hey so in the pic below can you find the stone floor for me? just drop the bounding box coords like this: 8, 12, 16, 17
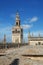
0, 45, 43, 65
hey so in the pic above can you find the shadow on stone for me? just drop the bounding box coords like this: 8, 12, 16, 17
9, 58, 19, 65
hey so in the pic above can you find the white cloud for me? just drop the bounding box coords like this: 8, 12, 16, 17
29, 17, 38, 23
0, 26, 12, 42
21, 24, 33, 29
0, 26, 12, 32
0, 26, 12, 39
23, 16, 38, 24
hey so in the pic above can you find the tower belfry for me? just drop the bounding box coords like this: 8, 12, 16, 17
12, 12, 23, 43
16, 12, 20, 26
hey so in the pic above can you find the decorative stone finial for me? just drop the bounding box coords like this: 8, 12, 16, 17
28, 31, 31, 37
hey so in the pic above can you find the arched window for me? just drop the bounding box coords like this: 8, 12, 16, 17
16, 22, 18, 25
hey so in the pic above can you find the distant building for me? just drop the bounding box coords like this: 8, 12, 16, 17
28, 32, 43, 45
12, 12, 23, 43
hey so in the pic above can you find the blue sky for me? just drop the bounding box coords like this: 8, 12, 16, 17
0, 0, 43, 42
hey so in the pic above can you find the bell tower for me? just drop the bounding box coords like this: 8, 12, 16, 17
12, 12, 23, 43
16, 12, 20, 26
